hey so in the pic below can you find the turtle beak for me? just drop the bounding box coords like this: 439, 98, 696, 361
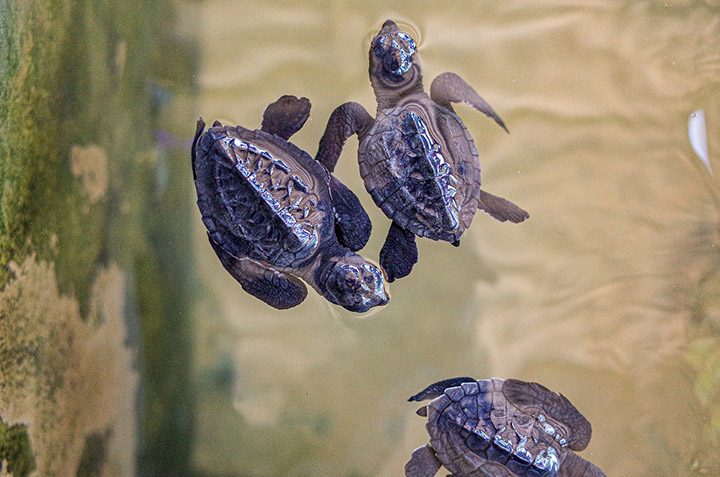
381, 19, 399, 32
359, 266, 389, 307
374, 286, 389, 307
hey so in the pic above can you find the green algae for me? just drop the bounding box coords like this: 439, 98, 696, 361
0, 0, 72, 287
0, 416, 36, 477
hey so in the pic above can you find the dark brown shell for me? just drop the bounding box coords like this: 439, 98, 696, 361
419, 378, 604, 477
358, 95, 481, 243
194, 124, 333, 268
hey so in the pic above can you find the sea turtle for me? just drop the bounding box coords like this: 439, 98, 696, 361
406, 377, 606, 477
191, 95, 389, 312
316, 20, 529, 281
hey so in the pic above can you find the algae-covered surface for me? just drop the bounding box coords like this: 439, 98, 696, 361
0, 416, 35, 477
0, 0, 198, 474
1, 258, 137, 475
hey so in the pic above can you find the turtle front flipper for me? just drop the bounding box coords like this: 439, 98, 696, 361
260, 95, 311, 141
408, 377, 476, 401
379, 221, 418, 282
208, 234, 308, 309
502, 379, 593, 451
405, 444, 443, 477
478, 190, 529, 223
328, 175, 372, 251
316, 102, 373, 173
430, 72, 508, 133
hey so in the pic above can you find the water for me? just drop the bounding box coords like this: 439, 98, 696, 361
191, 1, 720, 475
2, 0, 719, 476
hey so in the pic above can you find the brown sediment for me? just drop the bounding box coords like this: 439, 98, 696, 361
70, 145, 110, 203
0, 256, 138, 476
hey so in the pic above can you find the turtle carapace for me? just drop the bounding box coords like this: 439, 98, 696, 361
406, 377, 606, 477
192, 95, 389, 312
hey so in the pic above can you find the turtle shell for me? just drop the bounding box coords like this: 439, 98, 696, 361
422, 378, 575, 477
194, 124, 332, 268
359, 95, 481, 243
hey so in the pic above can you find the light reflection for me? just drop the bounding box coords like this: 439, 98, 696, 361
689, 109, 711, 175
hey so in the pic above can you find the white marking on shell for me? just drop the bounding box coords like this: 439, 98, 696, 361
513, 436, 534, 464
407, 111, 460, 230
219, 136, 320, 257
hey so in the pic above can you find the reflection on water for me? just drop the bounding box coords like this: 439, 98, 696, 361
689, 109, 711, 174
191, 1, 720, 476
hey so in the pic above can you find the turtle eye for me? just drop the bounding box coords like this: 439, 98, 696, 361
396, 32, 416, 55
373, 35, 391, 56
364, 274, 374, 284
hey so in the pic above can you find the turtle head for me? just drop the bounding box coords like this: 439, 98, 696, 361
369, 20, 423, 103
324, 254, 389, 312
372, 20, 417, 78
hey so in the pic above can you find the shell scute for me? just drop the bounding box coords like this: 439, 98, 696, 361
465, 428, 491, 453
477, 379, 492, 392
460, 381, 480, 395
428, 394, 452, 414
476, 393, 494, 417
445, 385, 465, 402
461, 396, 478, 418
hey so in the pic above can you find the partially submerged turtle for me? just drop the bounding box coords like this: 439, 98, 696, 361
192, 95, 389, 312
406, 377, 606, 477
316, 20, 529, 281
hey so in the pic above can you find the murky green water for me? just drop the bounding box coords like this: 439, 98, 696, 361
2, 0, 719, 476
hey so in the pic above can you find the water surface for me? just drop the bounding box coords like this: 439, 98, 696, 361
190, 1, 720, 476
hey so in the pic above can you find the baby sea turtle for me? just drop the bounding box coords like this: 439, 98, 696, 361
406, 377, 606, 477
316, 20, 529, 281
192, 95, 389, 312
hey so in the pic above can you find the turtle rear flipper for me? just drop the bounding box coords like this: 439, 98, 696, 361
191, 118, 206, 180
405, 444, 442, 477
408, 377, 476, 402
328, 175, 372, 251
503, 379, 593, 451
379, 221, 418, 282
316, 102, 373, 172
430, 72, 508, 133
208, 234, 308, 309
478, 190, 529, 224
261, 95, 311, 141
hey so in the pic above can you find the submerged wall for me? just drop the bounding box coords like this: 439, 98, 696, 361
0, 0, 199, 474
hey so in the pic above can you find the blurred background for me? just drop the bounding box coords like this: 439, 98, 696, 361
1, 0, 719, 475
